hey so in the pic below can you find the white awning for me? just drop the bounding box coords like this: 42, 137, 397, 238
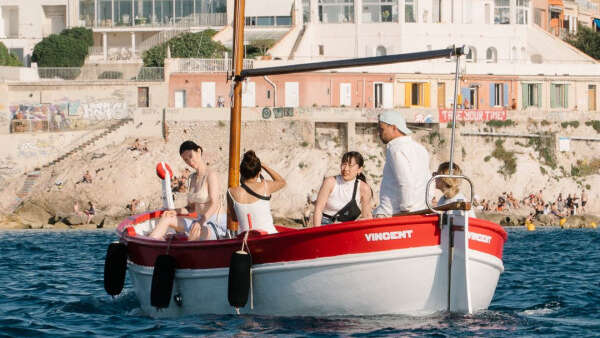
245, 0, 294, 17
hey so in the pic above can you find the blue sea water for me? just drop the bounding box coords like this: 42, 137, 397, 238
0, 228, 598, 337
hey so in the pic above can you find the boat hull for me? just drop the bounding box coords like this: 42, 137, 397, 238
118, 213, 506, 317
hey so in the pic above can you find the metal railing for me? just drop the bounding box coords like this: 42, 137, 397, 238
92, 12, 227, 29
175, 58, 255, 73
36, 67, 164, 81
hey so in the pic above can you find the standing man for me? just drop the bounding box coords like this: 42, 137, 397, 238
581, 188, 588, 213
373, 110, 431, 217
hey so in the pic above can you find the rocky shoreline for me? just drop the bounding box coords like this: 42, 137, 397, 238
1, 200, 598, 231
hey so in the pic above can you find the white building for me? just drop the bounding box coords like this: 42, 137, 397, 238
0, 0, 597, 69
0, 0, 73, 65
266, 0, 596, 67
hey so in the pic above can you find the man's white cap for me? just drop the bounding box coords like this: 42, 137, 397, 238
379, 110, 413, 135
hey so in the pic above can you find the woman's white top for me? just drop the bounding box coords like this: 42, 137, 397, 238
228, 183, 277, 234
438, 192, 476, 218
322, 175, 362, 216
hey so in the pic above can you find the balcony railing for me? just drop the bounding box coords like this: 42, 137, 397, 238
175, 58, 255, 73
37, 67, 164, 81
85, 12, 227, 29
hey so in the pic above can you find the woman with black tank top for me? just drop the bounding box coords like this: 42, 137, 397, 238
313, 151, 373, 226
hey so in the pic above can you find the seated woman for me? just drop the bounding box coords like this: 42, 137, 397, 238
313, 151, 373, 226
227, 151, 286, 234
149, 140, 226, 241
434, 162, 475, 218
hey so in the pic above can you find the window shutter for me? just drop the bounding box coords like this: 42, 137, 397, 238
550, 84, 557, 108
536, 84, 542, 107
461, 88, 469, 107
405, 83, 412, 107
522, 84, 528, 109
564, 84, 569, 108
424, 82, 431, 107
503, 83, 509, 107
489, 84, 495, 107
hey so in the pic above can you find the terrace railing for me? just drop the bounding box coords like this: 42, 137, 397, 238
36, 67, 164, 81
175, 58, 255, 73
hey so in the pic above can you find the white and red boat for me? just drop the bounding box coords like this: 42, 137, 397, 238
103, 0, 506, 317
109, 207, 506, 317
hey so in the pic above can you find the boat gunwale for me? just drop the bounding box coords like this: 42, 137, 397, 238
117, 210, 507, 249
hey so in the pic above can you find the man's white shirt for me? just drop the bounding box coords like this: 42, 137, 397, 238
374, 136, 431, 216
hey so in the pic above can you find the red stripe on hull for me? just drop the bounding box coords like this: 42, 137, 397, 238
118, 213, 507, 269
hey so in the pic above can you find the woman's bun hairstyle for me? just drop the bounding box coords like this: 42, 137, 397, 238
240, 150, 261, 181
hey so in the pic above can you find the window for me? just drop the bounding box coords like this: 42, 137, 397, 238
363, 0, 397, 23
516, 0, 529, 25
551, 84, 568, 108
319, 0, 354, 23
404, 82, 431, 107
8, 48, 24, 65
319, 45, 325, 55
469, 86, 479, 109
494, 0, 510, 24
490, 83, 508, 107
2, 6, 18, 37
155, 0, 174, 25
79, 0, 95, 27
405, 0, 416, 22
175, 90, 186, 108
466, 46, 476, 62
486, 47, 497, 63
115, 0, 133, 25
376, 45, 387, 56
276, 16, 292, 26
175, 0, 194, 20
589, 85, 596, 111
134, 0, 154, 25
138, 87, 149, 108
432, 0, 442, 23
257, 16, 275, 26
303, 0, 311, 23
522, 83, 541, 108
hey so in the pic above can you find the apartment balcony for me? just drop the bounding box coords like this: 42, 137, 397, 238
79, 13, 227, 32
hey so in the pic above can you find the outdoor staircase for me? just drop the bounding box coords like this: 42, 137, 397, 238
42, 118, 133, 169
288, 25, 307, 60
16, 170, 41, 199
138, 28, 191, 55
5, 118, 133, 213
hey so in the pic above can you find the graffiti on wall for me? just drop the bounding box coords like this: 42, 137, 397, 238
81, 102, 129, 120
17, 140, 58, 158
6, 100, 130, 133
261, 107, 294, 119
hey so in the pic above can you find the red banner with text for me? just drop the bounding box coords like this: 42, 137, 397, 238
438, 109, 507, 123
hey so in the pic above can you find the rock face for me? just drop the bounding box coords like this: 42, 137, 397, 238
2, 118, 600, 229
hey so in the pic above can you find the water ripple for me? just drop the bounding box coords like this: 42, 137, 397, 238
0, 228, 597, 336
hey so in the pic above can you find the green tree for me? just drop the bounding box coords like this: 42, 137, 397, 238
565, 24, 600, 60
143, 30, 228, 67
0, 42, 22, 66
31, 27, 93, 68
245, 39, 276, 59
60, 27, 94, 47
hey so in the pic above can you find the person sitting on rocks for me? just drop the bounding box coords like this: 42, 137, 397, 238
550, 202, 561, 218
126, 198, 139, 215
434, 162, 475, 217
82, 170, 93, 184
84, 201, 95, 224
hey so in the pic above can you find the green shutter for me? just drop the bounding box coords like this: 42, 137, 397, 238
550, 84, 557, 108
536, 83, 542, 108
522, 84, 529, 109
564, 84, 569, 108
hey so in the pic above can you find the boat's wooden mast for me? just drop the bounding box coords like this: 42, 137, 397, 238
227, 0, 246, 232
